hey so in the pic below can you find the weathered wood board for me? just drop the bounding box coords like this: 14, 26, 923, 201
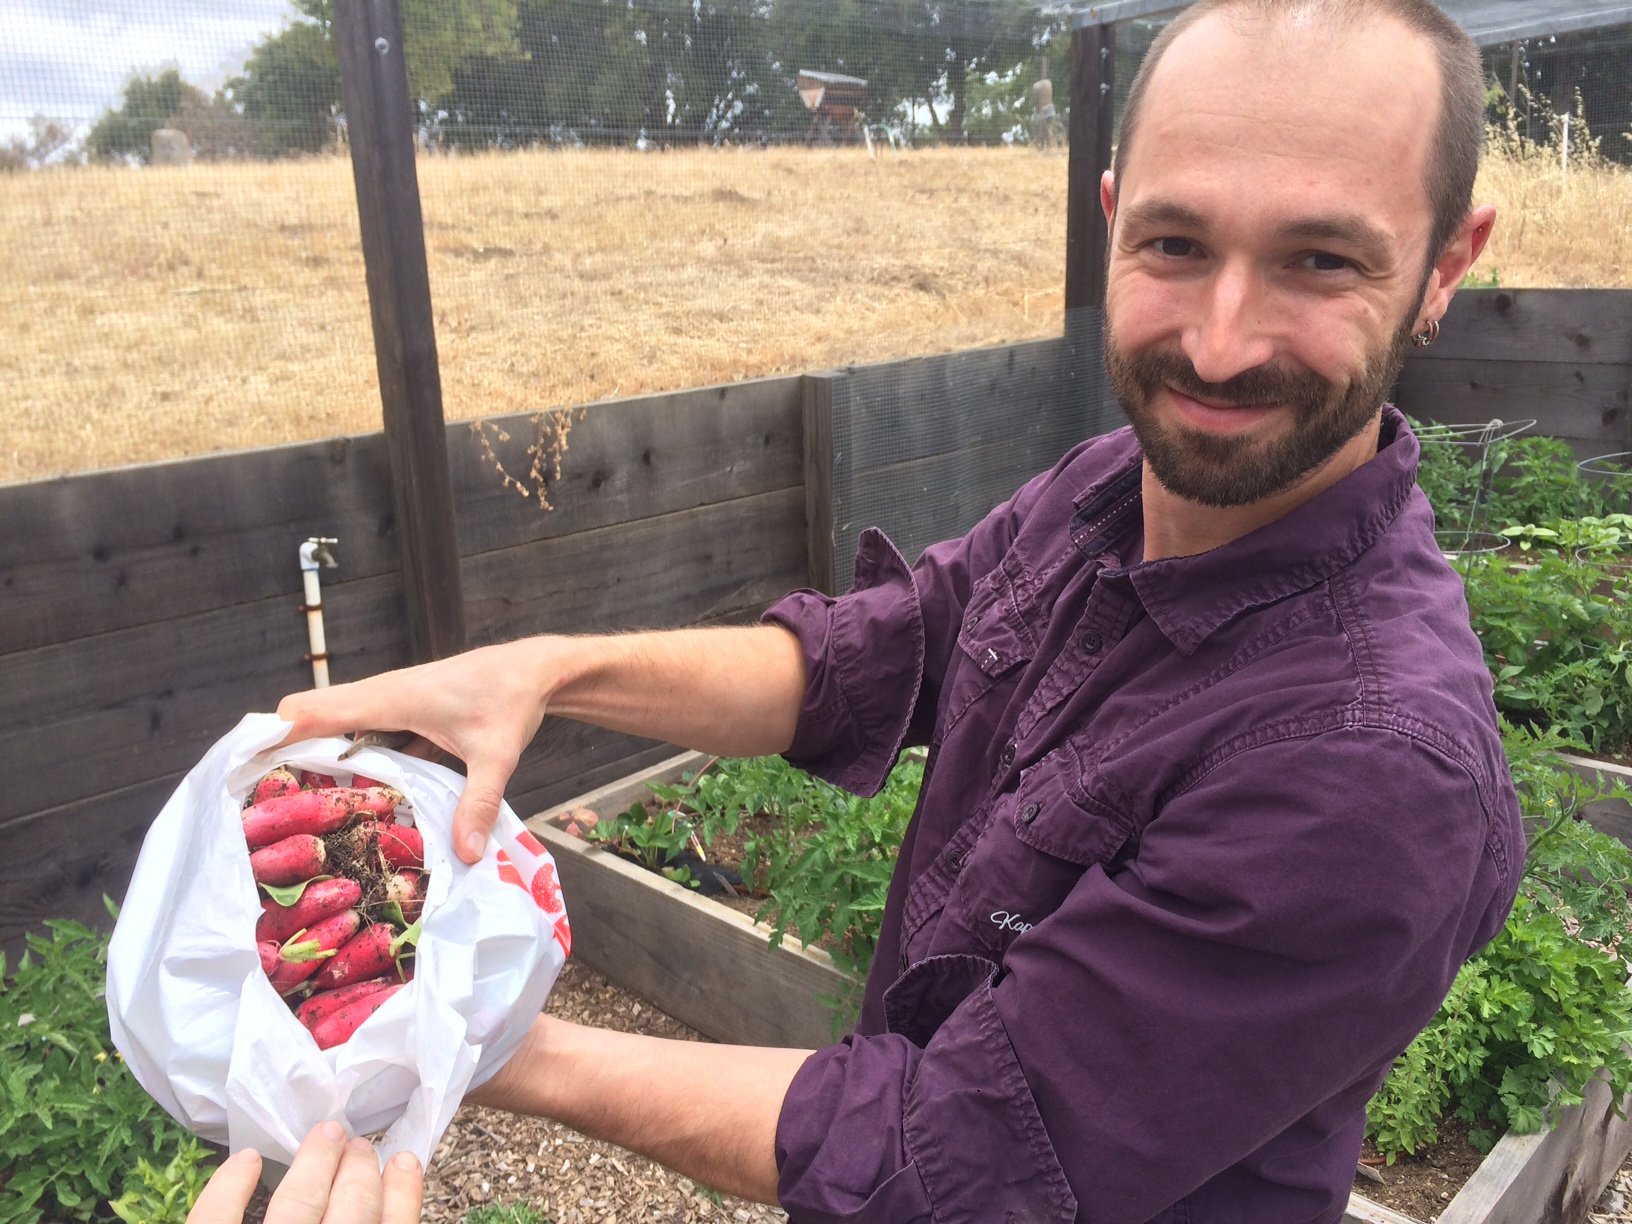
0, 375, 805, 658
1563, 753, 1632, 846
1346, 1071, 1632, 1224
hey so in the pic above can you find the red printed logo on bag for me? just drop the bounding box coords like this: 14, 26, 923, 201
553, 915, 572, 958
496, 849, 524, 888
530, 862, 561, 913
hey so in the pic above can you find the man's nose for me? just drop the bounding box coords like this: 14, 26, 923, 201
1183, 265, 1276, 386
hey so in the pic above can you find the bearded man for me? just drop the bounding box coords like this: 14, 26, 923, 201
280, 2, 1523, 1219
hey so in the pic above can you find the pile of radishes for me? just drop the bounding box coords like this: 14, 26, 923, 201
243, 765, 428, 1051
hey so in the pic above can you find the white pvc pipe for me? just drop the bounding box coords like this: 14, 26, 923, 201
299, 538, 338, 689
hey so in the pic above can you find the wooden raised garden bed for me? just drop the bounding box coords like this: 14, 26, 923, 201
527, 752, 852, 1051
528, 753, 1632, 1223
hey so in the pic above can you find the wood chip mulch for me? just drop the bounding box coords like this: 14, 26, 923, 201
421, 959, 789, 1224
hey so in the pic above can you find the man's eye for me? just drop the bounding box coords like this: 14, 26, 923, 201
1154, 237, 1197, 258
1303, 251, 1353, 272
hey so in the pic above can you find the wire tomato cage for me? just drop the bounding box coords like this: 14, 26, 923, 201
1571, 451, 1632, 582
1414, 417, 1537, 568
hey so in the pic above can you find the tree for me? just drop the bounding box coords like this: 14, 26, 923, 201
292, 0, 522, 103
226, 19, 343, 156
0, 116, 78, 171
87, 68, 207, 162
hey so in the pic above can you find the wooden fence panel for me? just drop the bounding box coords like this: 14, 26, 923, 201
1422, 289, 1632, 366
1393, 357, 1628, 454
0, 377, 805, 951
0, 575, 409, 826
1, 437, 399, 658
0, 772, 183, 951
451, 376, 804, 556
462, 487, 808, 646
814, 337, 1116, 593
0, 376, 805, 659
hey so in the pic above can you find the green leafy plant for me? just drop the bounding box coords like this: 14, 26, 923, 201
591, 796, 713, 888
462, 1204, 547, 1224
1500, 514, 1632, 555
614, 752, 923, 984
108, 1138, 213, 1224
1367, 724, 1632, 1161
1412, 422, 1611, 533
0, 902, 211, 1223
1460, 551, 1632, 752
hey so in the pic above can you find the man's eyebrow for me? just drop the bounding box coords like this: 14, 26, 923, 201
1117, 198, 1209, 235
1116, 199, 1397, 260
1273, 214, 1395, 258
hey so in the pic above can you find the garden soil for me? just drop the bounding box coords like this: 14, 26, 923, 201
231, 952, 1632, 1221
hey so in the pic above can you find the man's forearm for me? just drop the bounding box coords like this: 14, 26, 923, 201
544, 624, 808, 759
475, 1016, 812, 1203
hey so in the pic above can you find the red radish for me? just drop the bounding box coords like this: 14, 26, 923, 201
267, 910, 362, 995
249, 767, 301, 808
384, 870, 426, 924
257, 877, 363, 944
242, 786, 403, 848
377, 825, 424, 870
242, 790, 356, 850
250, 834, 327, 887
310, 983, 405, 1050
258, 940, 282, 975
300, 770, 338, 790
295, 979, 399, 1032
350, 774, 384, 790
312, 922, 409, 991
351, 786, 404, 821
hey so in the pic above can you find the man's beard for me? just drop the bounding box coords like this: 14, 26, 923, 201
1104, 307, 1419, 508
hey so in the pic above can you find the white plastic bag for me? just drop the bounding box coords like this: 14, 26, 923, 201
106, 712, 569, 1168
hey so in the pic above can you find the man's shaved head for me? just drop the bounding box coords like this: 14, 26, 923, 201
1112, 0, 1485, 269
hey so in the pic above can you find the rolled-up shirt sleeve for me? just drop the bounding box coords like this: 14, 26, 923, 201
773, 729, 1512, 1223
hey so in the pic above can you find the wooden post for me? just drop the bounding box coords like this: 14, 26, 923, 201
1065, 19, 1116, 313
802, 373, 839, 596
334, 0, 466, 663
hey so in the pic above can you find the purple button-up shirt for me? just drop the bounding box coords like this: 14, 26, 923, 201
762, 410, 1522, 1224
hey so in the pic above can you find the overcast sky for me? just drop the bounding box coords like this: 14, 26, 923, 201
0, 0, 298, 139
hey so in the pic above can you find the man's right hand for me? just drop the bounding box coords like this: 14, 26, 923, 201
277, 627, 807, 866
278, 640, 555, 864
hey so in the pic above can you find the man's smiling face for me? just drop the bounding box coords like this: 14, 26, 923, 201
1102, 9, 1443, 508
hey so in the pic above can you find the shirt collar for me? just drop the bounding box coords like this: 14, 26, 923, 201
1072, 408, 1421, 656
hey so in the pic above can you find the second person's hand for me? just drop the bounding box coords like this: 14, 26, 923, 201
186, 1121, 423, 1224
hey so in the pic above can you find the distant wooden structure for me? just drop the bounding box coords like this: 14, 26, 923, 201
797, 70, 868, 145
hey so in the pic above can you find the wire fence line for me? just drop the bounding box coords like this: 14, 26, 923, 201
2, 2, 1629, 484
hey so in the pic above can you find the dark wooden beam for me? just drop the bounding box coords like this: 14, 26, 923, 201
334, 0, 466, 663
1065, 20, 1116, 313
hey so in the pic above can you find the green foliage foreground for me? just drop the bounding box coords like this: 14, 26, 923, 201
0, 901, 209, 1224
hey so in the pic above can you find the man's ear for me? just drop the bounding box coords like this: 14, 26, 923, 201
1419, 204, 1497, 327
1100, 169, 1116, 230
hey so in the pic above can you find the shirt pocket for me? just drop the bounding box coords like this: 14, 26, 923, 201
939, 568, 1035, 739
954, 750, 1133, 956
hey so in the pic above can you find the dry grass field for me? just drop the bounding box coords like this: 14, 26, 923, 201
2, 143, 1627, 484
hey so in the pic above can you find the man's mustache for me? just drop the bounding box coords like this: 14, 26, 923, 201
1122, 349, 1332, 409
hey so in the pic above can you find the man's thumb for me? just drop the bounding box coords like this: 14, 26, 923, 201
454, 764, 510, 865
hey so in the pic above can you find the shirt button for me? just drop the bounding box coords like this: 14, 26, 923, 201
951, 851, 969, 873
1079, 629, 1104, 653
1020, 803, 1040, 824
963, 615, 979, 633
1000, 741, 1016, 768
